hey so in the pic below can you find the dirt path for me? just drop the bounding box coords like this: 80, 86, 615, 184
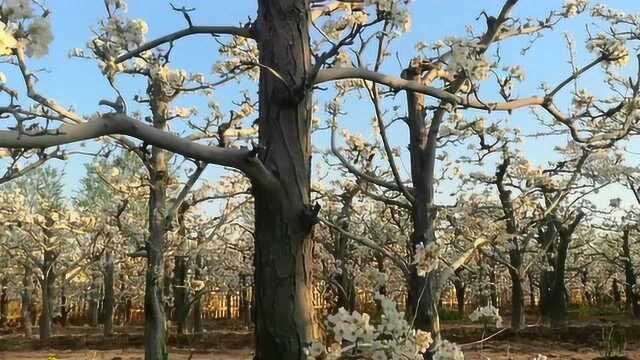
0, 349, 253, 360
2, 344, 639, 360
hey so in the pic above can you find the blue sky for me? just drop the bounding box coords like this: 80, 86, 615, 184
3, 0, 640, 206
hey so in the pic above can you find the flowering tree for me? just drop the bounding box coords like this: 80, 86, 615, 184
0, 167, 105, 339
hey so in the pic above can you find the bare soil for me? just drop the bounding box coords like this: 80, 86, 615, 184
0, 349, 253, 359
1, 321, 638, 359
1, 344, 639, 360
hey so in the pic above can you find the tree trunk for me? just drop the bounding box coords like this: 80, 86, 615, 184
452, 274, 466, 318
539, 270, 551, 318
548, 223, 574, 327
508, 267, 526, 331
403, 65, 443, 347
527, 272, 536, 307
192, 243, 203, 336
622, 229, 640, 317
253, 1, 316, 358
173, 255, 188, 335
489, 263, 498, 307
507, 248, 526, 331
39, 250, 56, 340
580, 269, 592, 306
333, 188, 358, 313
88, 274, 99, 327
239, 274, 251, 328
103, 251, 115, 336
21, 265, 33, 338
60, 286, 68, 327
144, 77, 171, 360
0, 279, 7, 328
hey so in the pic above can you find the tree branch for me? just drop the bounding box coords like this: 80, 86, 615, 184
116, 25, 253, 63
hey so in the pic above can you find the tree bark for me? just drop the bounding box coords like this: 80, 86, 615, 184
39, 250, 56, 340
253, 1, 316, 358
173, 255, 188, 335
103, 250, 115, 336
489, 263, 498, 307
60, 286, 68, 327
528, 273, 536, 307
622, 229, 640, 317
333, 188, 358, 313
452, 272, 466, 318
192, 240, 203, 336
508, 266, 526, 331
239, 274, 252, 327
88, 274, 100, 327
143, 77, 171, 360
21, 265, 33, 338
548, 217, 580, 327
403, 65, 443, 347
0, 279, 7, 328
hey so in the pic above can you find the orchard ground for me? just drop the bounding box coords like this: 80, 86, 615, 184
1, 310, 639, 360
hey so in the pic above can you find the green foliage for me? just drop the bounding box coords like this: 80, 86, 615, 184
439, 309, 465, 322
599, 325, 626, 359
47, 356, 58, 360
576, 304, 620, 318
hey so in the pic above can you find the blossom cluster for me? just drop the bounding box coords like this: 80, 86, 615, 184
468, 304, 503, 328
414, 242, 441, 277
0, 0, 53, 59
213, 35, 259, 80
305, 292, 434, 360
446, 38, 491, 81
586, 34, 630, 67
562, 0, 588, 18
433, 340, 464, 360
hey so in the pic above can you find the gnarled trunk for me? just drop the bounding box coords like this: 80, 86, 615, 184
253, 1, 316, 358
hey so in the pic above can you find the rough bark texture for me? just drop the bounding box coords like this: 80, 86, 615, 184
103, 251, 115, 336
452, 271, 466, 317
88, 275, 100, 327
549, 216, 581, 327
173, 255, 188, 335
144, 79, 171, 360
403, 66, 443, 351
21, 265, 33, 338
495, 156, 526, 330
508, 265, 526, 331
192, 240, 203, 336
622, 229, 640, 317
239, 274, 252, 328
528, 273, 536, 307
0, 280, 7, 327
39, 249, 56, 340
538, 221, 557, 319
539, 214, 582, 327
332, 188, 358, 313
253, 1, 316, 358
60, 287, 68, 327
